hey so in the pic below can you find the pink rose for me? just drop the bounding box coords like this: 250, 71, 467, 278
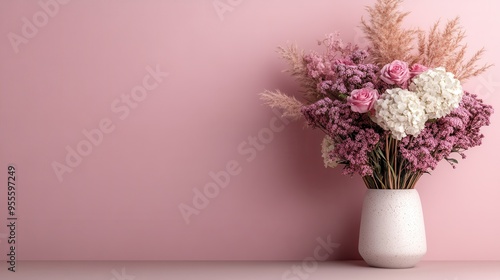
409, 64, 429, 78
380, 60, 410, 86
347, 88, 379, 113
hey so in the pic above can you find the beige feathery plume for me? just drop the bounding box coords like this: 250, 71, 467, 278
361, 0, 491, 81
277, 45, 322, 102
361, 0, 418, 66
415, 17, 492, 81
259, 90, 304, 120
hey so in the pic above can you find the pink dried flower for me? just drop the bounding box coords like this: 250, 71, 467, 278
409, 64, 429, 78
347, 88, 379, 113
380, 60, 410, 87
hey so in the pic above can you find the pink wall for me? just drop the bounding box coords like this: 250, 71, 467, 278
0, 0, 499, 261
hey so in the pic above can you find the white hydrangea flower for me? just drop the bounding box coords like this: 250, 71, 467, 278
374, 88, 428, 140
321, 136, 338, 168
409, 67, 463, 119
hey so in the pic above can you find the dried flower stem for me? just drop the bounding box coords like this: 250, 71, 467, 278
364, 134, 422, 189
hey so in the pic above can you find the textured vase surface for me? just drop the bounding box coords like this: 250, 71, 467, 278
358, 189, 427, 268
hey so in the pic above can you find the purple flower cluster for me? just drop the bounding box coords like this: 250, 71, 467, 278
303, 34, 380, 97
302, 98, 381, 176
305, 52, 335, 84
329, 62, 379, 95
399, 92, 494, 171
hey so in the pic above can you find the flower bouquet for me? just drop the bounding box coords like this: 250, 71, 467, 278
260, 0, 494, 190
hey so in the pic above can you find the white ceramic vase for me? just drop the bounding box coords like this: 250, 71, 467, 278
358, 189, 427, 268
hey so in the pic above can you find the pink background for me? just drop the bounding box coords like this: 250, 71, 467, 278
0, 0, 499, 261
